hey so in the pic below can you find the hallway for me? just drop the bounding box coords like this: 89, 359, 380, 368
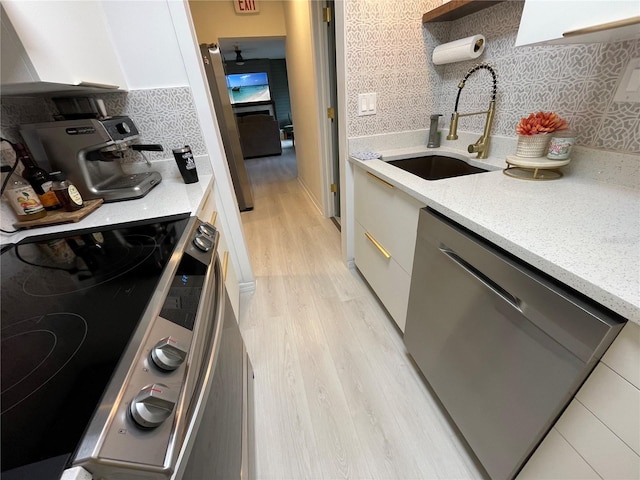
238, 142, 483, 479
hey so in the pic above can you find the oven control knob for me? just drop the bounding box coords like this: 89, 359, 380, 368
198, 223, 216, 237
129, 383, 176, 428
151, 336, 187, 371
116, 122, 131, 134
193, 234, 213, 252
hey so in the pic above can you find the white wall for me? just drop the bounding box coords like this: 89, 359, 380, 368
102, 1, 189, 89
282, 0, 325, 214
189, 0, 286, 42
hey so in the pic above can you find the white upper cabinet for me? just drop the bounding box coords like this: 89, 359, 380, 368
515, 0, 640, 47
1, 1, 127, 95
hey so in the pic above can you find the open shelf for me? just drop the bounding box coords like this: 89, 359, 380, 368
422, 0, 504, 23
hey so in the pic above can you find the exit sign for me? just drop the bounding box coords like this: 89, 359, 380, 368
234, 0, 259, 14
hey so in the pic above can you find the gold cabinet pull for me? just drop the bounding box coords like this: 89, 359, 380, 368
210, 210, 218, 225
563, 16, 640, 37
364, 231, 391, 259
222, 251, 229, 281
366, 171, 394, 189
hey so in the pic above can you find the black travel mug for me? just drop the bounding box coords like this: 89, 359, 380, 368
172, 146, 199, 184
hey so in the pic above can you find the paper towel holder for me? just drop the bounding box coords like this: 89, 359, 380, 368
432, 34, 486, 65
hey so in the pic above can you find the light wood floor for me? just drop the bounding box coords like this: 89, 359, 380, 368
239, 142, 484, 480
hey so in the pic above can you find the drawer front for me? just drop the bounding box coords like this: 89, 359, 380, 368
602, 321, 640, 389
576, 363, 640, 455
354, 221, 411, 331
354, 168, 395, 237
201, 191, 240, 318
354, 167, 424, 274
197, 187, 216, 223
517, 429, 599, 479
214, 215, 240, 318
555, 400, 640, 479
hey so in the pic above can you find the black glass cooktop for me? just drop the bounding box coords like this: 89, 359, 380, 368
1, 214, 190, 477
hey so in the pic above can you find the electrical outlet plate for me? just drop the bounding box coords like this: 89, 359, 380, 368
613, 57, 640, 103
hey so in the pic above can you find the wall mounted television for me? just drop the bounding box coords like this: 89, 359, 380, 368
226, 72, 271, 104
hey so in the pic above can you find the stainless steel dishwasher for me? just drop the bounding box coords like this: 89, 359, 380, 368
404, 208, 625, 480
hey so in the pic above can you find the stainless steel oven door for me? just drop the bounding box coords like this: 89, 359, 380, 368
173, 288, 254, 480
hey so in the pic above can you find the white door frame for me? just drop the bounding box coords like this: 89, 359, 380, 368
310, 0, 351, 263
310, 0, 335, 219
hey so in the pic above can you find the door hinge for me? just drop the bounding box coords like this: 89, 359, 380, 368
323, 6, 332, 23
330, 183, 338, 193
327, 107, 335, 120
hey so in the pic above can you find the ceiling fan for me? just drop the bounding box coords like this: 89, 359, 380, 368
234, 46, 245, 65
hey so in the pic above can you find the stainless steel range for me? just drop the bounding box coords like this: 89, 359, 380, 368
1, 215, 254, 480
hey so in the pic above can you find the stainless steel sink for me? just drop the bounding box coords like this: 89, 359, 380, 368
387, 155, 487, 180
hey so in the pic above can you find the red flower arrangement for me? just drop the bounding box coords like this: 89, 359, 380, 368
516, 112, 568, 136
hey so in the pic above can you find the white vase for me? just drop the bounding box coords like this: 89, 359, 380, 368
515, 134, 550, 158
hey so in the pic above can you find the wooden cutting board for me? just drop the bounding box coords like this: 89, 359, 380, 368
14, 199, 104, 229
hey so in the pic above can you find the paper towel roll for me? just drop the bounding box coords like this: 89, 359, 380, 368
432, 35, 485, 65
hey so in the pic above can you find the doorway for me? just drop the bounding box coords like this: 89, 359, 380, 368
325, 0, 341, 225
216, 36, 297, 204
188, 0, 340, 223
308, 0, 341, 225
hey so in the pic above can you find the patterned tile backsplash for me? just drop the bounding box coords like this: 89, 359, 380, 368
345, 0, 640, 154
0, 87, 206, 164
4, 3, 638, 157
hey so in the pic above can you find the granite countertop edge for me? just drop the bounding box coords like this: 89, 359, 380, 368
1, 171, 213, 245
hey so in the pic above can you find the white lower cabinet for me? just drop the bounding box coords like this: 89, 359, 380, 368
353, 166, 425, 331
214, 215, 240, 318
518, 321, 640, 479
354, 222, 412, 331
554, 399, 639, 479
518, 429, 599, 479
198, 188, 217, 225
196, 183, 240, 317
576, 364, 640, 455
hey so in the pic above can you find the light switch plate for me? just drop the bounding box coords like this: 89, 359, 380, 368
614, 57, 640, 103
357, 92, 377, 116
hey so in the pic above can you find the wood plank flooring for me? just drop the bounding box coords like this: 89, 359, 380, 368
238, 142, 484, 479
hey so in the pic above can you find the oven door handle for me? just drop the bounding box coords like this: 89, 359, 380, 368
170, 254, 225, 480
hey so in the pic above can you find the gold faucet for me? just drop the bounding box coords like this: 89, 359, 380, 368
446, 63, 497, 159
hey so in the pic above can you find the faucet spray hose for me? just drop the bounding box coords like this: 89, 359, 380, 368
453, 63, 498, 112
454, 85, 464, 113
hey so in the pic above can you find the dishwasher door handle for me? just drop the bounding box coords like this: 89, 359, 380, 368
439, 247, 523, 313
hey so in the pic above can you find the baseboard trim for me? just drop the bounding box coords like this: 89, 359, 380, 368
296, 177, 324, 216
239, 280, 256, 293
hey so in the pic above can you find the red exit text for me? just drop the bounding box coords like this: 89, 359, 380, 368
234, 0, 259, 13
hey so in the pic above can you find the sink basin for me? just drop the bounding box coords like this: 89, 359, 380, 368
387, 155, 487, 180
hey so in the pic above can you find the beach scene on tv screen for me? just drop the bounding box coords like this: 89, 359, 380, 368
226, 72, 271, 104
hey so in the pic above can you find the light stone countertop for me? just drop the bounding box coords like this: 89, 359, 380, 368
0, 169, 213, 246
349, 147, 640, 325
